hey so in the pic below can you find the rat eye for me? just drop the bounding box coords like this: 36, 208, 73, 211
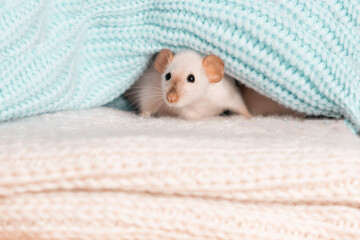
165, 72, 171, 81
187, 74, 195, 83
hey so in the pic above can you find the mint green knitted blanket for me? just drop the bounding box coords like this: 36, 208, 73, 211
1, 0, 359, 132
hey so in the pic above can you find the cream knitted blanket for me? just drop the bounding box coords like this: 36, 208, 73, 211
1, 108, 360, 240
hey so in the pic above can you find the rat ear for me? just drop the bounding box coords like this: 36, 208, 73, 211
154, 49, 174, 74
202, 55, 224, 83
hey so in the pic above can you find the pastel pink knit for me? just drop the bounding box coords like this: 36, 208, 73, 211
1, 108, 360, 240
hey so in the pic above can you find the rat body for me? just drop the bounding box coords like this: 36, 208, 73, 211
125, 49, 251, 120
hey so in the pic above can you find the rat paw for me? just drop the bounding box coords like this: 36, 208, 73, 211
230, 107, 252, 119
242, 111, 252, 119
182, 111, 203, 121
139, 112, 152, 118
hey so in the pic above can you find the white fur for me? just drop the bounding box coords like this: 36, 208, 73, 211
126, 50, 251, 120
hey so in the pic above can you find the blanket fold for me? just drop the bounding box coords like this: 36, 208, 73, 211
0, 0, 359, 130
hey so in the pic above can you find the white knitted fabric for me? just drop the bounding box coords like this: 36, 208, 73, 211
0, 108, 360, 240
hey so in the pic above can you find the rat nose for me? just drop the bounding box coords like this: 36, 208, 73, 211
167, 89, 179, 103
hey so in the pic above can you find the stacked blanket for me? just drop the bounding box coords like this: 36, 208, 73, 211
1, 108, 360, 239
1, 0, 360, 132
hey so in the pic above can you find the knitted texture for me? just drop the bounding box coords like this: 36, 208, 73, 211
1, 108, 360, 240
1, 0, 360, 131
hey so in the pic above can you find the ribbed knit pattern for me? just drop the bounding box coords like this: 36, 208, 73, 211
1, 0, 360, 131
1, 108, 360, 240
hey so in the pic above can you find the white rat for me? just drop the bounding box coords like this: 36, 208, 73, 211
125, 49, 251, 120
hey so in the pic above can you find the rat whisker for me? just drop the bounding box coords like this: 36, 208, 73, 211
125, 92, 163, 99
124, 95, 164, 107
126, 86, 162, 91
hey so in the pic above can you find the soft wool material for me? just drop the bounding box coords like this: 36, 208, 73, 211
1, 0, 360, 131
1, 108, 360, 239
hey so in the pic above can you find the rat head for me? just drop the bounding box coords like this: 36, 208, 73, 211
154, 49, 224, 108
